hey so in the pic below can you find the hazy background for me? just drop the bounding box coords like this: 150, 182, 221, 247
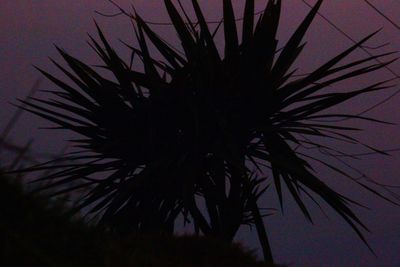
1, 1, 400, 266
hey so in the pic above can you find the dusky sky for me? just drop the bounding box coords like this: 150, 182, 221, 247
1, 1, 399, 266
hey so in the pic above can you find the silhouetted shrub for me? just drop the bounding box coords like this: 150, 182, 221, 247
0, 175, 284, 266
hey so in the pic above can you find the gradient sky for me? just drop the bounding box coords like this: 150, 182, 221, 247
1, 1, 400, 266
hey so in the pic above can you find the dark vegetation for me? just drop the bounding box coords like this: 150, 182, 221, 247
0, 175, 282, 267
3, 0, 398, 265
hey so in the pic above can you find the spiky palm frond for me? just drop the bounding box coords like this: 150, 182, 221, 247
16, 0, 398, 262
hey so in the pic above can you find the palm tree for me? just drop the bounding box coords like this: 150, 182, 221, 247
17, 0, 398, 263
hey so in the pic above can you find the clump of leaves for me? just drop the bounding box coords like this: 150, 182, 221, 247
16, 0, 398, 263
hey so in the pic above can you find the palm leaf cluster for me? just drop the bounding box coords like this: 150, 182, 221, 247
17, 0, 397, 262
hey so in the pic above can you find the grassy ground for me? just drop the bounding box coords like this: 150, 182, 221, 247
0, 175, 283, 267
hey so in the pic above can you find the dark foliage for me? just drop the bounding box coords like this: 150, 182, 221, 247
0, 175, 283, 267
15, 0, 398, 263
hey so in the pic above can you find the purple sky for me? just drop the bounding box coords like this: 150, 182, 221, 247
1, 1, 400, 266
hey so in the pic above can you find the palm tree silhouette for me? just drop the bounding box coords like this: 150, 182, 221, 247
17, 0, 398, 263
